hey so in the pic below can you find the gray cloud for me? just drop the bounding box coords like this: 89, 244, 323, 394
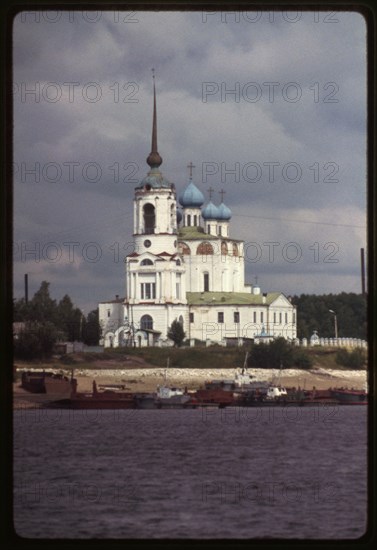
13, 10, 367, 311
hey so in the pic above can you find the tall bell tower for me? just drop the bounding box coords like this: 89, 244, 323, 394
133, 70, 178, 256
126, 71, 186, 312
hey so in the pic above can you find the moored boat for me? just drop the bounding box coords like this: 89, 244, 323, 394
329, 387, 368, 405
45, 379, 136, 409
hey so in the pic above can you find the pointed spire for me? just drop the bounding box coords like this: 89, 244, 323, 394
146, 68, 163, 169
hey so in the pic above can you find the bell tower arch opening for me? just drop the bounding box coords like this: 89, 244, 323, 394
143, 203, 155, 234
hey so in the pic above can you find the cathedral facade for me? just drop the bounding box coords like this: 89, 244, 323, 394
99, 78, 297, 348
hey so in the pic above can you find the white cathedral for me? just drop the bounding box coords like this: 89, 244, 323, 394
99, 77, 297, 348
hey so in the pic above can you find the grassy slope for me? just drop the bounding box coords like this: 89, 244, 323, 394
14, 346, 364, 372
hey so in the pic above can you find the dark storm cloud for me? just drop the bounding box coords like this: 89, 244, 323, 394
13, 10, 367, 310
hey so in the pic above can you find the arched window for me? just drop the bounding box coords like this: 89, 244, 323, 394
176, 259, 181, 266
143, 203, 155, 234
178, 242, 191, 255
178, 315, 184, 326
140, 259, 153, 266
193, 215, 197, 226
140, 314, 153, 330
187, 214, 191, 227
221, 241, 228, 255
232, 243, 239, 256
197, 242, 214, 255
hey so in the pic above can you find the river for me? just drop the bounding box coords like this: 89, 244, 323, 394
13, 405, 367, 539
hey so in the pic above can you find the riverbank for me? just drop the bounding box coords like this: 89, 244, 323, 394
13, 365, 367, 409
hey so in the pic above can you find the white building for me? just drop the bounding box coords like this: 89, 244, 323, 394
99, 77, 297, 347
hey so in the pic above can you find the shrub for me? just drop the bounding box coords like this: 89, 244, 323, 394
293, 350, 314, 369
14, 322, 58, 360
335, 348, 366, 369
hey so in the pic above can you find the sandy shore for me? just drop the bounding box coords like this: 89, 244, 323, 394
14, 366, 367, 408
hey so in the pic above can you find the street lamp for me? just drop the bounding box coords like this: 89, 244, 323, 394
329, 310, 338, 339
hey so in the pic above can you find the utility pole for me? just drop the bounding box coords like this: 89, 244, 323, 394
329, 310, 338, 339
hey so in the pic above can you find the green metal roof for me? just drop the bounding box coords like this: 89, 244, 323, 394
178, 226, 242, 242
187, 291, 282, 306
178, 226, 209, 240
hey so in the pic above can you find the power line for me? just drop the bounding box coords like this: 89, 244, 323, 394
233, 213, 366, 229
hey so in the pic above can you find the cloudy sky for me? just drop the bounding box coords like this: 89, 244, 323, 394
13, 10, 367, 312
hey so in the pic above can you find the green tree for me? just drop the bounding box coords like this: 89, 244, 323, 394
14, 321, 58, 360
248, 339, 313, 370
83, 309, 100, 345
56, 295, 83, 341
13, 297, 31, 322
248, 338, 294, 369
28, 281, 58, 324
167, 320, 186, 347
291, 293, 367, 339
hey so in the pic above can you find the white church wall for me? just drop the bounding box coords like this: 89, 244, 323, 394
99, 301, 124, 344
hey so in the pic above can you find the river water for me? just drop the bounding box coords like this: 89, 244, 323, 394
13, 405, 367, 539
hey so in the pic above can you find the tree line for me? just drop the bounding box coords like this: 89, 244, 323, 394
291, 292, 367, 340
14, 281, 100, 359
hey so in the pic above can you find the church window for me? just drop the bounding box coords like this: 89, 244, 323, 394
260, 312, 264, 323
194, 215, 197, 225
176, 259, 181, 266
203, 272, 209, 292
293, 312, 296, 324
144, 239, 151, 248
197, 242, 214, 255
107, 310, 110, 318
234, 312, 240, 324
143, 203, 155, 234
221, 241, 228, 255
218, 312, 224, 323
187, 214, 191, 226
178, 315, 184, 326
232, 243, 239, 256
176, 274, 181, 299
218, 226, 222, 236
140, 259, 153, 266
140, 283, 156, 300
140, 315, 153, 330
285, 312, 288, 324
178, 242, 190, 255
279, 313, 282, 324
253, 311, 256, 323
189, 312, 194, 323
207, 224, 210, 233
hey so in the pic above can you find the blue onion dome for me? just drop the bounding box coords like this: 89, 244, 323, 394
176, 209, 183, 224
179, 180, 205, 208
218, 202, 232, 220
202, 201, 220, 220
